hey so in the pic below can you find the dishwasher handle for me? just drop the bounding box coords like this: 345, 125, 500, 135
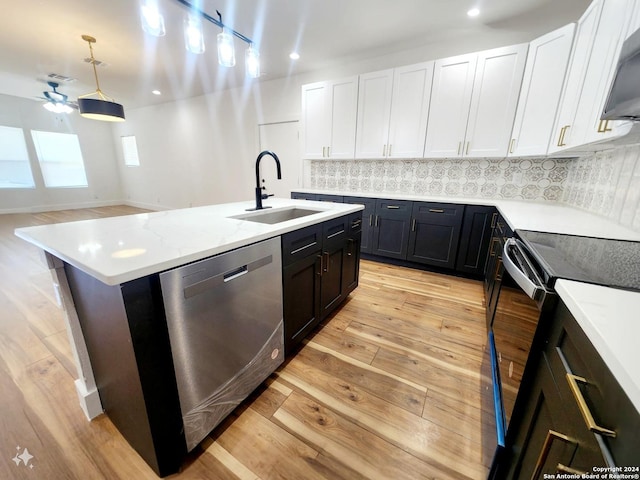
183, 254, 273, 299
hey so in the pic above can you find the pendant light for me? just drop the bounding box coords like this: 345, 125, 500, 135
216, 10, 235, 67
77, 35, 125, 122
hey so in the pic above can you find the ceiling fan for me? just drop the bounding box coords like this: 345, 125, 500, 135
37, 81, 78, 114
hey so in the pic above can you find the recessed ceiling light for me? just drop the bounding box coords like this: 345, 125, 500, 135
289, 52, 300, 60
152, 90, 162, 95
467, 7, 480, 17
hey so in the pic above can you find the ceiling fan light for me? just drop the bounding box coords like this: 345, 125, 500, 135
141, 3, 166, 37
43, 101, 73, 114
78, 98, 125, 122
184, 15, 205, 54
217, 31, 235, 67
245, 45, 260, 78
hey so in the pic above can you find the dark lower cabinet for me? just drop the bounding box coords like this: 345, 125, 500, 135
371, 199, 412, 259
282, 212, 361, 353
291, 192, 319, 200
407, 202, 464, 269
456, 205, 494, 275
343, 196, 375, 254
499, 300, 640, 478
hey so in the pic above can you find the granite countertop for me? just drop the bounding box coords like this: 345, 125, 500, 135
294, 188, 640, 241
14, 198, 363, 286
555, 280, 640, 415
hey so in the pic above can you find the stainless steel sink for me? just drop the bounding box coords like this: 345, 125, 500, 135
231, 207, 323, 224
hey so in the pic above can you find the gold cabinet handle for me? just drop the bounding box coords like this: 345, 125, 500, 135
323, 252, 330, 273
316, 254, 323, 276
597, 119, 612, 133
457, 141, 462, 155
489, 237, 498, 257
491, 212, 498, 228
566, 373, 616, 437
509, 138, 516, 154
327, 146, 331, 157
369, 214, 373, 227
531, 430, 574, 480
375, 215, 379, 227
428, 208, 444, 213
557, 464, 588, 475
495, 257, 503, 282
386, 205, 400, 209
557, 125, 570, 146
382, 144, 387, 156
388, 144, 392, 156
411, 218, 416, 231
465, 141, 470, 155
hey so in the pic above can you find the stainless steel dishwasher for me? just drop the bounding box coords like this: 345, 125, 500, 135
159, 236, 284, 450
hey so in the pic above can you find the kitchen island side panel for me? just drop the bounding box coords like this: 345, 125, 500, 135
64, 263, 186, 477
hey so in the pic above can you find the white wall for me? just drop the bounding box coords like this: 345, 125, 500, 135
0, 93, 122, 213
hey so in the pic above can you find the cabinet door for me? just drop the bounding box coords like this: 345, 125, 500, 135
343, 196, 375, 254
328, 77, 358, 158
424, 52, 477, 158
578, 0, 633, 146
371, 199, 412, 259
355, 69, 394, 158
509, 24, 575, 157
282, 253, 322, 353
387, 62, 434, 158
407, 202, 464, 269
343, 224, 361, 296
301, 78, 357, 159
548, 1, 603, 153
465, 43, 528, 158
456, 205, 494, 275
301, 81, 329, 159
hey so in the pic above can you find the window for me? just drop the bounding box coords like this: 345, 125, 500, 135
31, 130, 88, 187
0, 126, 35, 188
121, 135, 140, 166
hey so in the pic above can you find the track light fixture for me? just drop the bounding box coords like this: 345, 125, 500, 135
77, 35, 125, 122
143, 0, 260, 78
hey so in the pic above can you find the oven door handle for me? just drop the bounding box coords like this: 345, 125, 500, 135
502, 238, 544, 300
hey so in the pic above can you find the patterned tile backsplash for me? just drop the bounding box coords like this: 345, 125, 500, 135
309, 157, 571, 201
308, 147, 640, 233
562, 145, 640, 232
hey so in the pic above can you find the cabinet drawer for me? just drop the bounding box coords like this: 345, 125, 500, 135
348, 212, 363, 234
322, 215, 349, 247
375, 199, 412, 217
281, 223, 323, 266
411, 202, 464, 220
546, 301, 640, 465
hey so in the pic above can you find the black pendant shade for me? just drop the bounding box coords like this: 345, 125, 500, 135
78, 98, 125, 122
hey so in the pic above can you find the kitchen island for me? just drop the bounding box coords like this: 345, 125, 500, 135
14, 198, 364, 477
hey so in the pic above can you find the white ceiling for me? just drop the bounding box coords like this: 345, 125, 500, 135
0, 0, 588, 110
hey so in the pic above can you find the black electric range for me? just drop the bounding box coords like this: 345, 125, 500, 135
516, 229, 640, 292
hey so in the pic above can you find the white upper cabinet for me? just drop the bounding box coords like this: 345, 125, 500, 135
355, 69, 394, 158
423, 53, 477, 158
509, 24, 576, 157
301, 77, 358, 159
548, 0, 634, 153
355, 62, 434, 159
424, 44, 527, 158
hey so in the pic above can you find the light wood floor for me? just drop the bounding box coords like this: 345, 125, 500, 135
0, 206, 495, 480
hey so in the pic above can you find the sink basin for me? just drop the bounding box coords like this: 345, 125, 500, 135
231, 207, 323, 225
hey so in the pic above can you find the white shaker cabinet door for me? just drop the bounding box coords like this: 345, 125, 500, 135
327, 77, 359, 159
387, 62, 434, 158
509, 24, 575, 157
548, 0, 603, 153
355, 69, 394, 158
301, 81, 329, 159
579, 0, 634, 146
465, 43, 528, 158
424, 53, 477, 158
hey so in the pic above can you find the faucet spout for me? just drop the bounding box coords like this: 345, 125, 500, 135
252, 150, 282, 210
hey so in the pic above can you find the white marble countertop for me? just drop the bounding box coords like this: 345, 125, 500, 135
554, 280, 640, 415
294, 189, 640, 241
15, 198, 363, 286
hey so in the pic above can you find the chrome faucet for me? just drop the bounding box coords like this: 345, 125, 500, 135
251, 150, 282, 210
